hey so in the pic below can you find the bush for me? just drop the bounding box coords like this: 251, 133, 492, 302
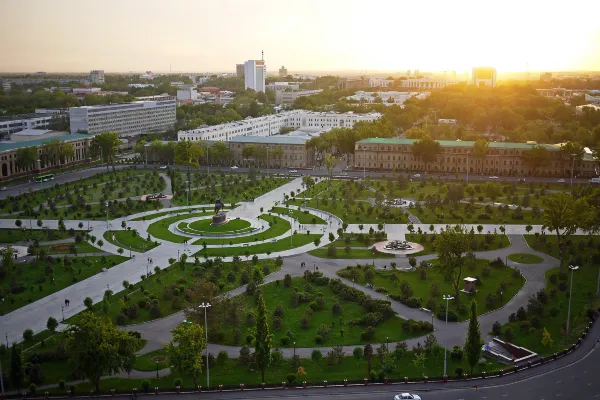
174, 378, 182, 387
549, 274, 557, 284
23, 329, 34, 341
332, 302, 342, 316
450, 345, 463, 360
141, 380, 150, 392
519, 321, 532, 332
549, 306, 560, 317
405, 297, 422, 308
516, 307, 527, 321
437, 309, 458, 322
314, 334, 323, 344
116, 313, 126, 325
455, 367, 463, 377
504, 327, 514, 342
29, 383, 36, 395
369, 370, 377, 382
287, 373, 296, 384
492, 321, 502, 335
508, 313, 517, 322
280, 336, 290, 345
531, 316, 542, 329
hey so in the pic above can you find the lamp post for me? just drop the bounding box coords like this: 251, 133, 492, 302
363, 146, 366, 181
386, 336, 389, 352
199, 303, 211, 389
442, 294, 454, 377
288, 210, 293, 247
293, 341, 296, 358
565, 265, 579, 344
570, 155, 577, 187
105, 201, 109, 229
155, 360, 159, 379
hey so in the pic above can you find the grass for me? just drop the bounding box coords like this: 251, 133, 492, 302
104, 230, 159, 252
0, 255, 128, 315
134, 349, 169, 371
410, 202, 545, 225
271, 206, 327, 224
508, 253, 543, 264
405, 233, 511, 256
147, 212, 213, 243
211, 277, 428, 348
40, 241, 100, 255
0, 228, 74, 243
130, 208, 209, 221
187, 218, 251, 233
338, 258, 524, 321
308, 247, 396, 259
287, 198, 408, 224
193, 233, 321, 258
192, 215, 290, 246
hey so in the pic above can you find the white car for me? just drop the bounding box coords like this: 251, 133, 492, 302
289, 170, 298, 173
159, 166, 167, 170
394, 394, 421, 400
489, 176, 499, 179
231, 166, 239, 169
413, 174, 421, 178
0, 186, 6, 191
557, 178, 565, 183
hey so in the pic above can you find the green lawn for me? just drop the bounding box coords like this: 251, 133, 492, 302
410, 203, 544, 225
130, 208, 210, 221
287, 198, 408, 224
0, 228, 74, 243
338, 258, 524, 321
193, 233, 321, 258
40, 241, 100, 255
508, 253, 543, 264
405, 233, 511, 256
134, 349, 169, 371
309, 247, 396, 259
147, 212, 212, 243
187, 218, 251, 233
332, 233, 388, 248
271, 206, 326, 224
192, 215, 290, 246
210, 277, 429, 348
104, 230, 159, 252
0, 255, 128, 315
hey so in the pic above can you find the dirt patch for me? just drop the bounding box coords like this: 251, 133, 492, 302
50, 244, 74, 252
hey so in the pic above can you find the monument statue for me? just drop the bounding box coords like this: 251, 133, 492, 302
212, 197, 227, 226
214, 197, 225, 215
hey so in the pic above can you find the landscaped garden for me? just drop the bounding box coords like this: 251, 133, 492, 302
147, 212, 214, 243
338, 257, 524, 321
193, 233, 322, 258
192, 215, 290, 246
270, 206, 327, 225
104, 229, 159, 253
508, 253, 543, 264
405, 233, 510, 256
0, 228, 74, 243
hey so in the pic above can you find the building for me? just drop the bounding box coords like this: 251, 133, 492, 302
274, 89, 323, 105
128, 83, 155, 88
369, 77, 394, 88
178, 110, 381, 142
244, 59, 266, 92
346, 91, 426, 106
537, 87, 588, 100
293, 75, 318, 81
72, 87, 101, 96
0, 133, 92, 181
438, 119, 457, 125
472, 67, 497, 88
236, 64, 245, 78
338, 77, 370, 90
34, 108, 67, 115
576, 104, 600, 114
69, 96, 176, 137
266, 82, 300, 91
2, 81, 11, 92
584, 91, 600, 104
0, 114, 60, 140
401, 77, 461, 90
176, 85, 198, 101
90, 70, 105, 85
354, 138, 598, 177
229, 135, 315, 168
279, 66, 288, 77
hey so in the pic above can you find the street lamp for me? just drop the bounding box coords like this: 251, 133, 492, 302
288, 210, 293, 248
386, 336, 389, 351
105, 201, 109, 229
570, 154, 577, 187
198, 303, 211, 389
565, 265, 579, 344
442, 294, 454, 377
155, 360, 159, 379
293, 341, 296, 358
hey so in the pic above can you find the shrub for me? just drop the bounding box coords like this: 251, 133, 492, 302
531, 316, 542, 329
149, 304, 161, 318
458, 304, 468, 315
23, 329, 34, 341
283, 274, 292, 288
286, 373, 296, 384
361, 326, 376, 340
504, 327, 514, 342
29, 383, 36, 395
437, 309, 458, 322
58, 380, 65, 389
519, 321, 532, 332
549, 306, 560, 317
405, 297, 422, 308
450, 345, 463, 360
549, 274, 557, 284
369, 370, 377, 382
141, 380, 150, 392
516, 307, 527, 321
314, 334, 323, 344
508, 313, 517, 322
455, 367, 463, 377
280, 336, 290, 345
492, 321, 502, 335
116, 314, 126, 325
332, 302, 342, 316
174, 378, 182, 387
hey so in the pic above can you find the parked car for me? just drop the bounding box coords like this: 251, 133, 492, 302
489, 176, 499, 179
557, 178, 565, 183
413, 174, 421, 178
394, 394, 421, 400
159, 166, 168, 170
289, 169, 298, 173
0, 186, 6, 191
231, 166, 239, 169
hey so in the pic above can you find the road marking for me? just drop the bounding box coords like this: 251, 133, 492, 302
555, 380, 562, 384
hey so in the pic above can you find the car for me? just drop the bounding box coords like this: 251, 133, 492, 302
489, 176, 499, 179
557, 178, 565, 183
289, 169, 298, 173
394, 393, 421, 400
340, 172, 348, 176
413, 174, 421, 178
0, 186, 6, 191
231, 166, 239, 169
159, 166, 167, 170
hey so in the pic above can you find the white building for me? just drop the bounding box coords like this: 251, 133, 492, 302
244, 59, 266, 92
176, 85, 198, 101
346, 91, 426, 106
401, 77, 461, 89
2, 82, 11, 92
369, 77, 394, 88
274, 89, 323, 105
293, 75, 318, 81
72, 87, 101, 95
69, 96, 176, 137
128, 83, 155, 88
177, 110, 381, 142
576, 104, 600, 114
472, 67, 497, 88
584, 91, 600, 104
266, 82, 300, 91
0, 114, 58, 139
90, 70, 105, 85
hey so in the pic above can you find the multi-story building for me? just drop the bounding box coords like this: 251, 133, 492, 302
279, 66, 288, 77
369, 77, 394, 88
244, 59, 266, 92
69, 96, 176, 137
90, 70, 105, 85
266, 82, 300, 91
274, 89, 323, 105
176, 85, 198, 101
236, 64, 245, 78
0, 133, 92, 181
0, 114, 59, 140
354, 138, 598, 177
229, 135, 315, 168
472, 67, 497, 88
346, 91, 427, 106
401, 77, 461, 90
338, 77, 370, 90
178, 110, 381, 142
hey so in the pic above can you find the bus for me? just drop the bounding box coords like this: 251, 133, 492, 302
34, 174, 55, 183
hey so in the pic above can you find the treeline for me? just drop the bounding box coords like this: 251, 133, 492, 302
0, 87, 79, 114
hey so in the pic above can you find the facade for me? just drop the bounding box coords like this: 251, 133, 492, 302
346, 91, 426, 106
274, 89, 323, 105
178, 110, 381, 142
236, 64, 245, 78
244, 60, 266, 92
401, 77, 460, 89
354, 138, 598, 177
472, 67, 497, 88
0, 114, 59, 140
90, 70, 105, 85
584, 91, 600, 104
0, 133, 92, 181
176, 85, 198, 101
72, 87, 101, 95
229, 135, 314, 168
266, 82, 300, 91
369, 77, 394, 87
338, 77, 370, 90
279, 66, 288, 77
69, 96, 176, 137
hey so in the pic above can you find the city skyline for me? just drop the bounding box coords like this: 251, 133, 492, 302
1, 0, 600, 73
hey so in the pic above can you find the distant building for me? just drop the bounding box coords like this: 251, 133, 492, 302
1, 81, 11, 92
176, 85, 198, 101
369, 77, 393, 88
472, 67, 497, 88
274, 89, 322, 105
438, 119, 457, 125
229, 135, 315, 168
244, 59, 266, 92
34, 108, 67, 115
128, 83, 155, 88
279, 66, 288, 77
69, 96, 176, 137
293, 75, 318, 81
347, 91, 426, 106
584, 91, 600, 104
338, 77, 370, 90
90, 70, 105, 85
72, 87, 101, 96
266, 82, 300, 91
401, 77, 461, 89
236, 64, 245, 78
0, 114, 59, 140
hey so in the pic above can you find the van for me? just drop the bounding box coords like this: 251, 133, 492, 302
590, 177, 600, 184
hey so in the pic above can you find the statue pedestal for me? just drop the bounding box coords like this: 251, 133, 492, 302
211, 212, 228, 226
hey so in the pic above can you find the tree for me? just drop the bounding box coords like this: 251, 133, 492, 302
435, 225, 473, 306
472, 139, 489, 162
541, 327, 553, 348
558, 141, 584, 176
15, 147, 38, 172
464, 300, 482, 374
363, 343, 373, 373
412, 352, 427, 376
10, 344, 24, 392
90, 132, 121, 171
324, 153, 338, 187
412, 135, 441, 172
542, 193, 590, 271
353, 346, 363, 370
65, 313, 139, 393
46, 317, 58, 332
255, 292, 272, 384
522, 145, 551, 174
83, 297, 93, 310
165, 322, 206, 387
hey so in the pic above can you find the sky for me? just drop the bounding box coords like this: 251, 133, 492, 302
1, 0, 600, 74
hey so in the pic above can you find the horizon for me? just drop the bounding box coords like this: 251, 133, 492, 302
1, 0, 600, 74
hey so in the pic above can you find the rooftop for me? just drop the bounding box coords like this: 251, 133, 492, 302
357, 138, 559, 151
0, 113, 53, 122
229, 135, 310, 145
0, 133, 91, 152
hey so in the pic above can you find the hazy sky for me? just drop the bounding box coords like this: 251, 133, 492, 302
1, 0, 600, 74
